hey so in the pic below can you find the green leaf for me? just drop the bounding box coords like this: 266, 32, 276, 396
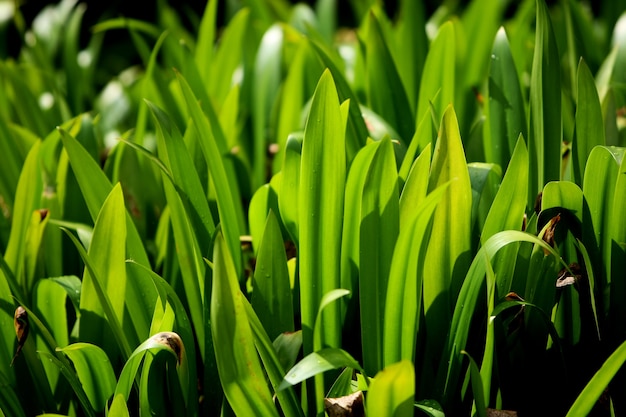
177, 72, 245, 275
78, 183, 131, 360
252, 210, 294, 340
528, 0, 562, 208
279, 348, 365, 391
481, 135, 528, 243
57, 343, 116, 412
582, 146, 625, 320
2, 141, 42, 291
195, 0, 218, 85
298, 69, 346, 354
398, 143, 431, 225
279, 133, 303, 244
566, 337, 626, 415
423, 105, 473, 354
243, 299, 305, 417
211, 231, 278, 416
461, 351, 487, 417
366, 360, 415, 417
437, 230, 567, 404
393, 0, 428, 112
384, 182, 450, 366
486, 27, 527, 170
308, 40, 368, 161
417, 22, 456, 133
461, 0, 505, 89
59, 127, 155, 341
357, 137, 399, 375
573, 59, 605, 186
363, 12, 414, 142
252, 23, 284, 189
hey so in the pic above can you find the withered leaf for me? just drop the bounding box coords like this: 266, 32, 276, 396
324, 391, 364, 417
150, 331, 184, 365
11, 306, 29, 366
542, 213, 561, 254
487, 408, 518, 417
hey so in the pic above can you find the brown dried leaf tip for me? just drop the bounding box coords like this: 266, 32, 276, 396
150, 331, 184, 365
11, 306, 29, 366
324, 391, 364, 417
556, 263, 583, 288
541, 213, 561, 255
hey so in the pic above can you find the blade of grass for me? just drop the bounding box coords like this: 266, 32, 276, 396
366, 360, 415, 417
566, 339, 626, 416
177, 72, 245, 275
486, 28, 527, 170
573, 58, 605, 186
416, 22, 456, 139
362, 12, 414, 142
211, 231, 278, 416
423, 104, 473, 362
252, 210, 294, 340
528, 0, 562, 208
384, 182, 449, 366
59, 127, 155, 342
57, 343, 116, 412
358, 136, 399, 375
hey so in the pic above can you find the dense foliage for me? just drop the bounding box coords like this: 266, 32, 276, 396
1, 0, 625, 416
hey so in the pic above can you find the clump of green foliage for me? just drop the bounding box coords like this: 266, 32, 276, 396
1, 0, 626, 416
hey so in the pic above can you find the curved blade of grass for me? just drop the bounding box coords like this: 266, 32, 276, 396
486, 28, 527, 170
573, 58, 604, 186
126, 261, 198, 413
528, 0, 562, 208
279, 348, 365, 391
566, 339, 626, 416
177, 72, 244, 275
423, 105, 472, 355
211, 231, 278, 416
38, 351, 96, 417
437, 230, 569, 404
366, 360, 415, 417
363, 12, 413, 142
252, 210, 294, 340
57, 343, 116, 412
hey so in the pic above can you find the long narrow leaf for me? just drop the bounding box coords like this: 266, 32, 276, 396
211, 231, 278, 416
